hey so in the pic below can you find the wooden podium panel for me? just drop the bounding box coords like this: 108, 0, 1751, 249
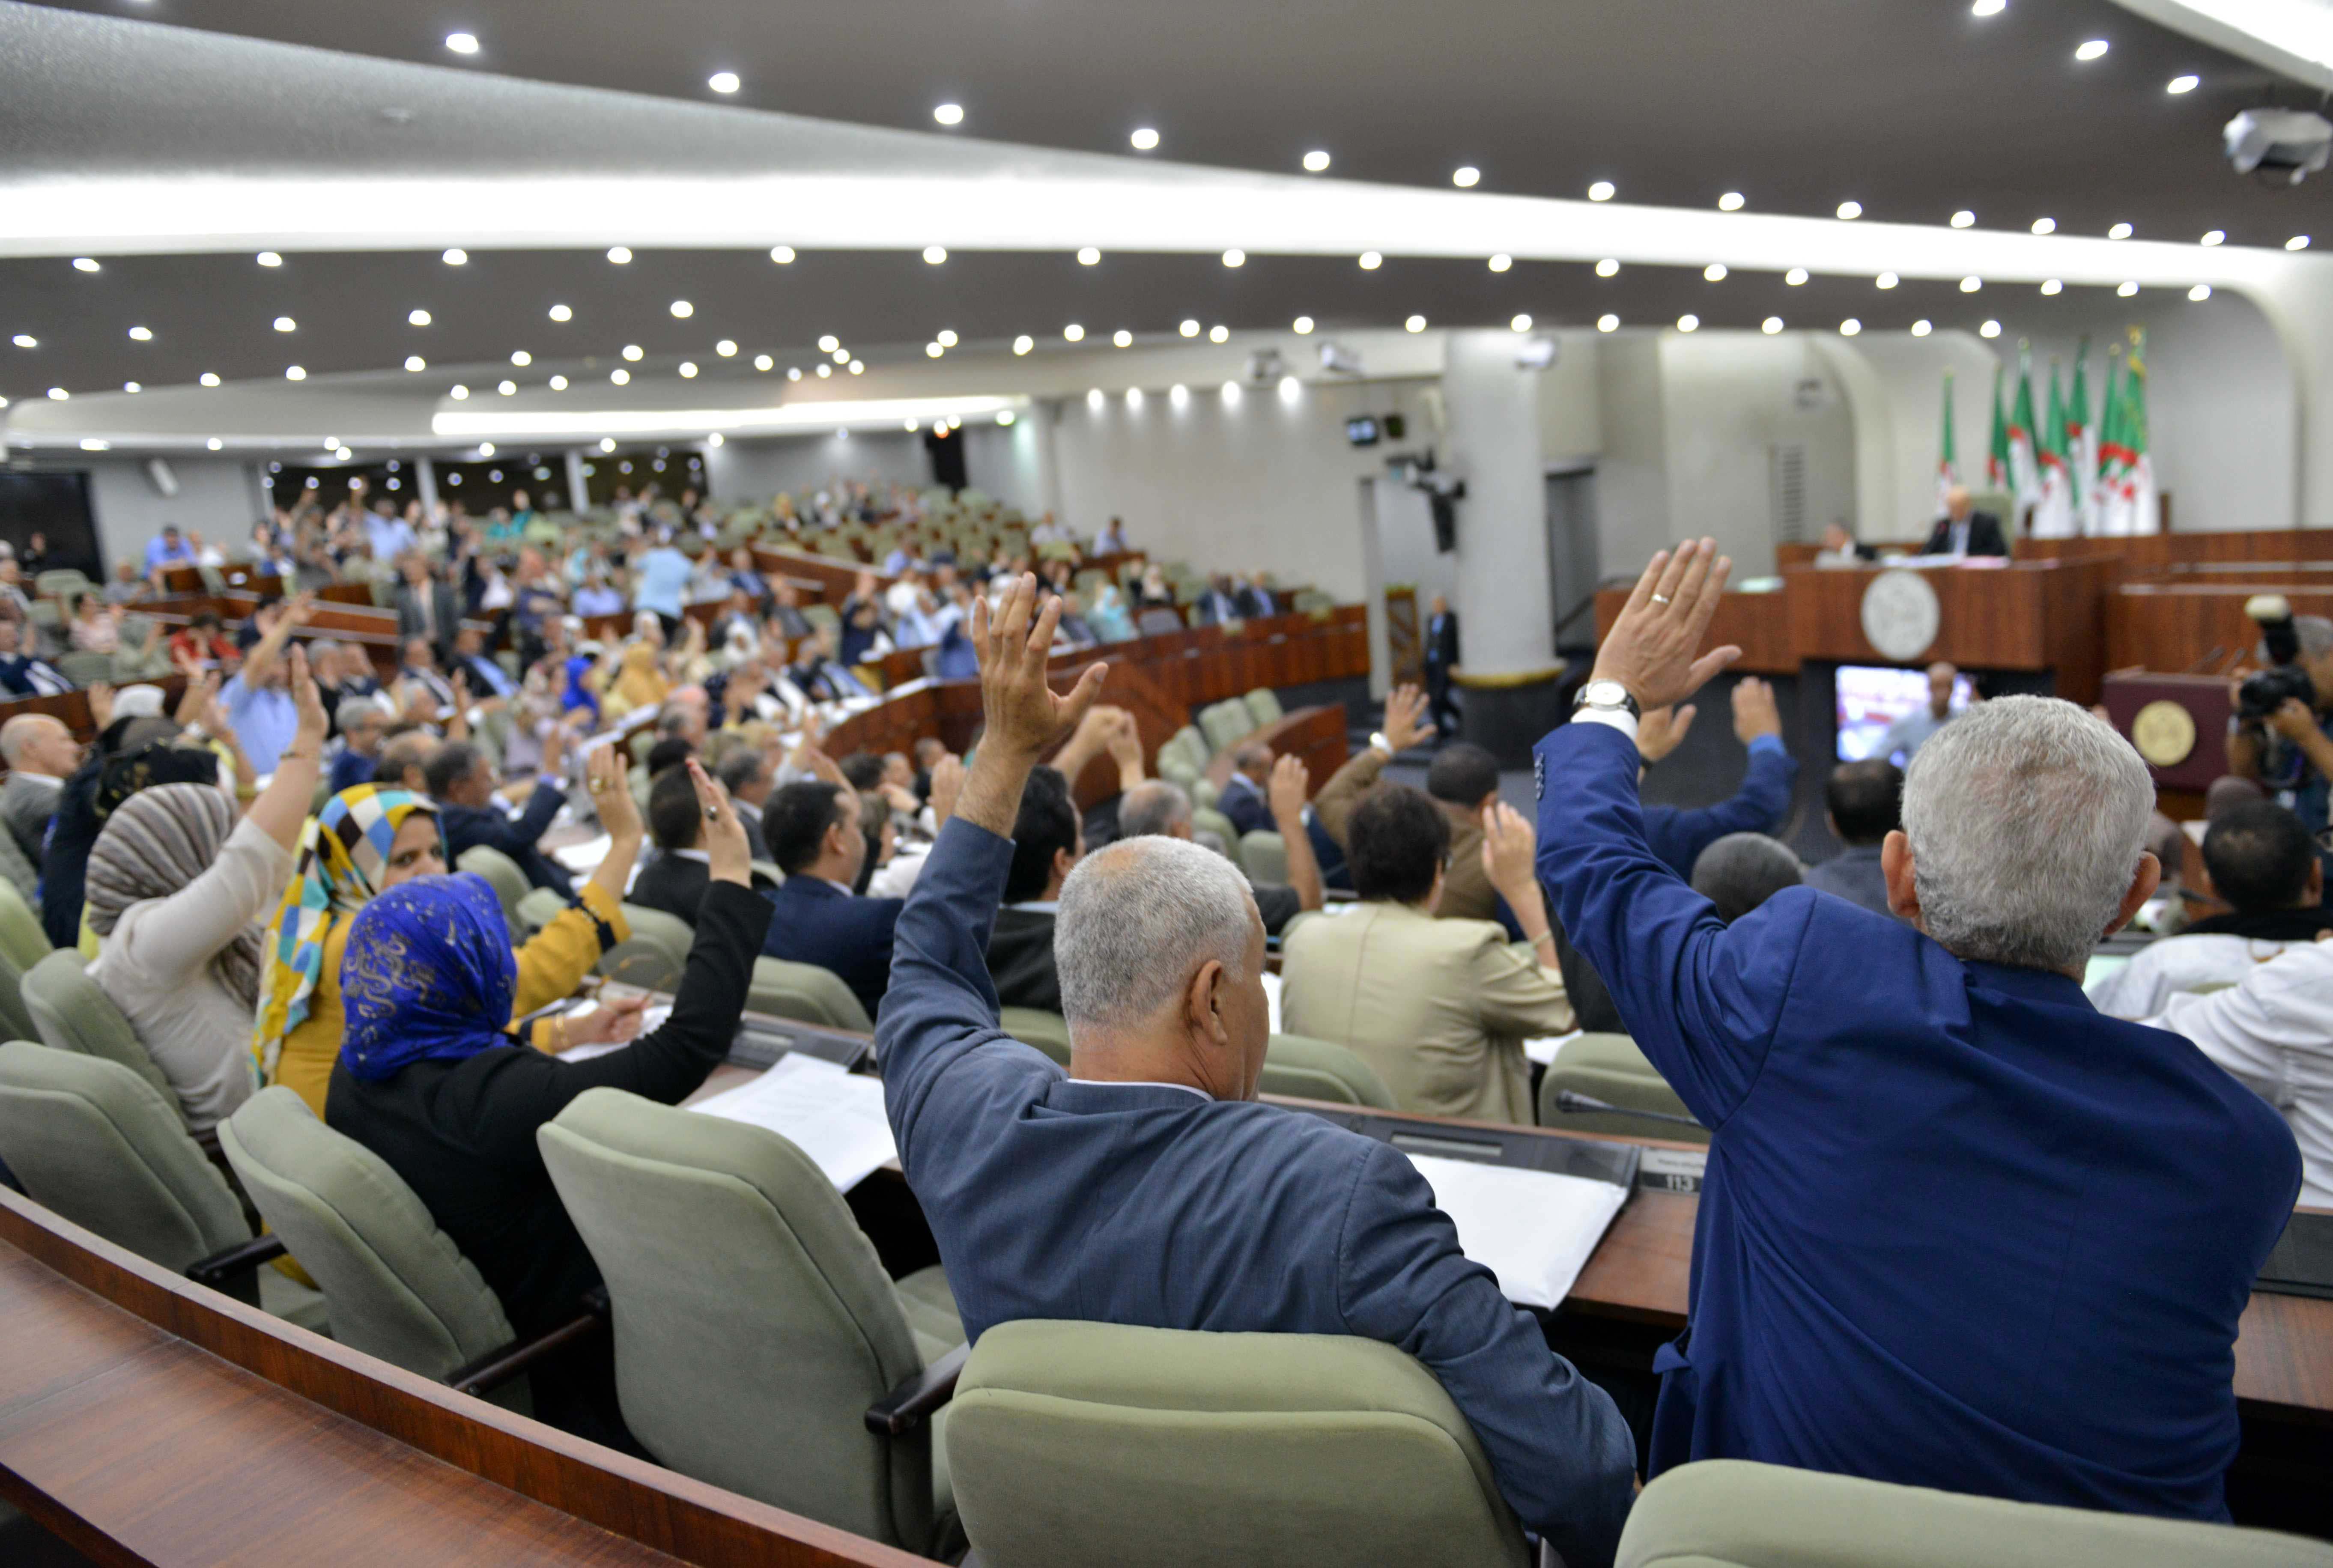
2110, 582, 2333, 674
1784, 561, 2114, 701
2100, 671, 2234, 792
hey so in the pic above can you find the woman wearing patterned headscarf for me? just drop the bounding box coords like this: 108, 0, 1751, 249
83, 649, 329, 1131
327, 760, 767, 1439
254, 741, 650, 1118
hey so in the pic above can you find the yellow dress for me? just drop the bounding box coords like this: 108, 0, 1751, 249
269, 880, 629, 1117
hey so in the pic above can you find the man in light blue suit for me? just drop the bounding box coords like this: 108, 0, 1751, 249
877, 577, 1636, 1567
1537, 539, 2298, 1522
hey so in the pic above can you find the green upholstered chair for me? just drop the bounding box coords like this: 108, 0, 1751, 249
515, 885, 571, 936
1170, 723, 1211, 763
0, 879, 51, 1044
21, 948, 179, 1116
1200, 700, 1257, 755
1190, 776, 1221, 811
538, 1089, 962, 1556
1614, 1459, 2333, 1568
220, 1087, 534, 1409
1243, 687, 1286, 727
598, 903, 695, 991
749, 957, 875, 1032
56, 650, 115, 686
1191, 807, 1245, 871
1538, 1033, 1708, 1145
999, 1006, 1073, 1067
35, 568, 92, 602
1239, 829, 1288, 885
456, 845, 533, 935
948, 1321, 1528, 1568
1258, 1033, 1396, 1109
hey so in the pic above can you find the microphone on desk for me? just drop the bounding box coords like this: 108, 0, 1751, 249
2182, 645, 2226, 675
1552, 1090, 1704, 1130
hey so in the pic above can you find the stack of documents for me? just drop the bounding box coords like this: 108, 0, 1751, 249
1405, 1154, 1627, 1310
689, 1055, 898, 1192
553, 834, 613, 873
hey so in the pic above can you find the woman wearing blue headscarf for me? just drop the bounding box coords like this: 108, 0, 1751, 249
325, 759, 769, 1442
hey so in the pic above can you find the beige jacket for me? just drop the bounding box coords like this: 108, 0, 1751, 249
1312, 748, 1500, 924
1280, 901, 1573, 1125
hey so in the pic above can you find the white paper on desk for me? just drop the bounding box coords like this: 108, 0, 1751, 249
1405, 1154, 1627, 1311
554, 1002, 675, 1063
689, 1054, 896, 1192
1523, 1029, 1580, 1069
555, 833, 612, 872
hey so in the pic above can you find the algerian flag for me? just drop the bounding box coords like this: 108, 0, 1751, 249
2067, 337, 2096, 534
2096, 348, 2131, 535
2123, 328, 2157, 535
1937, 369, 1959, 507
2008, 346, 2043, 513
2032, 361, 2076, 538
1986, 366, 2011, 490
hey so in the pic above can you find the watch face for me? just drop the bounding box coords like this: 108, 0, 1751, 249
1582, 680, 1629, 706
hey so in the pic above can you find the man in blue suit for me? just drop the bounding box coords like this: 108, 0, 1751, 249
1636, 676, 1797, 878
878, 578, 1636, 1567
1538, 539, 2299, 1521
760, 778, 904, 1019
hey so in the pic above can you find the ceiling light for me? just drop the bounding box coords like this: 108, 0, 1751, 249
1452, 166, 1480, 188
207, 438, 223, 451
122, 382, 140, 393
817, 335, 840, 352
1596, 258, 1620, 277
1876, 271, 1899, 289
1972, 0, 2003, 14
2041, 278, 2064, 294
2075, 39, 2108, 60
924, 246, 947, 264
1959, 276, 1982, 292
2168, 74, 2199, 93
285, 365, 306, 380
1718, 191, 1745, 211
600, 438, 617, 452
1911, 319, 1933, 336
2189, 283, 2213, 301
754, 354, 773, 370
906, 419, 921, 432
1951, 209, 1975, 228
926, 342, 944, 358
1222, 249, 1246, 267
622, 344, 643, 361
1078, 246, 1101, 265
1113, 329, 1132, 347
1358, 251, 1382, 269
1597, 314, 1620, 332
478, 442, 495, 457
1839, 319, 1862, 336
445, 32, 479, 54
1292, 316, 1314, 334
1979, 319, 2002, 338
1837, 201, 1863, 220
442, 247, 469, 266
707, 432, 724, 447
770, 246, 796, 264
256, 251, 282, 267
666, 300, 694, 320
79, 439, 109, 452
1588, 180, 1616, 202
71, 256, 99, 273
547, 303, 572, 323
1277, 375, 1301, 402
549, 373, 569, 389
45, 388, 66, 400
832, 347, 850, 362
1761, 316, 1784, 334
2108, 222, 2133, 239
1303, 150, 1331, 173
1012, 334, 1034, 355
8, 334, 32, 348
607, 246, 632, 264
1785, 267, 1809, 285
1488, 253, 1512, 272
1064, 323, 1085, 341
716, 339, 738, 356
126, 325, 152, 341
498, 379, 517, 394
2201, 230, 2225, 246
1405, 314, 1427, 332
1130, 128, 1159, 151
2118, 280, 2139, 296
273, 315, 296, 332
1086, 388, 1105, 409
1704, 263, 1728, 281
1209, 324, 1230, 342
1677, 314, 1701, 332
1126, 388, 1145, 409
707, 71, 740, 94
1180, 319, 1201, 337
609, 368, 629, 385
814, 365, 828, 378
408, 308, 432, 326
679, 362, 699, 378
2289, 235, 2312, 250
1221, 381, 1242, 404
451, 384, 469, 398
933, 103, 964, 126
2032, 218, 2056, 234
1510, 313, 1533, 332
1169, 384, 1189, 408
404, 355, 426, 371
199, 372, 219, 387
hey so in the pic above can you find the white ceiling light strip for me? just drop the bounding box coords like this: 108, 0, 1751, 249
2107, 0, 2333, 92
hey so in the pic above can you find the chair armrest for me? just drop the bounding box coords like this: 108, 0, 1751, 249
445, 1290, 611, 1399
864, 1343, 968, 1437
184, 1234, 286, 1289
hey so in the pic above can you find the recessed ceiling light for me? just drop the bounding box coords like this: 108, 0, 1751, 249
1718, 191, 1745, 211
1012, 335, 1034, 355
404, 355, 426, 371
1292, 316, 1314, 334
1596, 258, 1620, 277
71, 257, 99, 273
2032, 217, 2056, 234
716, 339, 738, 356
2168, 74, 2199, 94
933, 103, 964, 125
707, 432, 724, 447
1113, 329, 1132, 347
478, 442, 495, 457
127, 325, 152, 341
1704, 263, 1728, 281
1587, 180, 1615, 202
207, 437, 223, 450
1840, 319, 1862, 336
1876, 271, 1899, 289
2075, 39, 2108, 60
1837, 201, 1862, 220
1064, 323, 1085, 341
122, 382, 140, 393
1078, 247, 1101, 265
2108, 222, 2133, 239
754, 354, 773, 370
273, 315, 296, 332
770, 246, 796, 264
1951, 209, 1975, 228
609, 368, 629, 385
285, 365, 306, 380
2041, 278, 2064, 294
1979, 319, 2002, 338
408, 308, 432, 326
445, 32, 479, 54
817, 335, 841, 353
1222, 249, 1246, 267
1971, 0, 2003, 15
924, 245, 948, 264
1126, 388, 1145, 409
937, 329, 958, 347
549, 373, 569, 389
199, 372, 219, 386
997, 410, 1015, 426
497, 379, 517, 394
2289, 235, 2312, 250
622, 344, 643, 361
256, 251, 282, 267
442, 248, 467, 265
3, 335, 25, 348
1959, 276, 1982, 292
451, 384, 469, 398
1677, 314, 1701, 332
678, 362, 698, 378
45, 388, 67, 400
600, 438, 617, 452
849, 360, 864, 373
1488, 253, 1512, 272
2118, 280, 2139, 296
510, 350, 531, 366
607, 246, 632, 264
548, 303, 572, 322
1221, 380, 1242, 404
1597, 314, 1620, 332
2201, 229, 2225, 246
1277, 375, 1301, 402
1405, 314, 1427, 333
1358, 251, 1382, 269
79, 438, 109, 451
2189, 283, 2212, 301
669, 299, 694, 318
1180, 319, 1201, 337
1911, 319, 1933, 336
1510, 313, 1533, 332
1452, 166, 1480, 188
1785, 267, 1809, 285
1761, 316, 1784, 334
1169, 384, 1189, 408
1086, 388, 1106, 410
1209, 324, 1229, 342
1130, 128, 1159, 151
1303, 150, 1331, 173
831, 347, 850, 362
707, 71, 740, 94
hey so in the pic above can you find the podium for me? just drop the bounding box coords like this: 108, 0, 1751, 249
2099, 672, 2233, 793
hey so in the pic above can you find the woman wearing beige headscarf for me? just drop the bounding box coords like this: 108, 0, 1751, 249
600, 640, 670, 718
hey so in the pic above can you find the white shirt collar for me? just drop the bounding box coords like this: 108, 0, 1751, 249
1065, 1077, 1211, 1100
671, 848, 710, 864
1009, 899, 1061, 912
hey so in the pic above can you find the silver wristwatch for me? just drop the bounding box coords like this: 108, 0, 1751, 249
1572, 679, 1641, 721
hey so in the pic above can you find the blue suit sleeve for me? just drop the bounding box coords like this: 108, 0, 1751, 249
1534, 723, 1809, 1127
510, 781, 567, 848
1336, 1141, 1635, 1565
1639, 734, 1798, 879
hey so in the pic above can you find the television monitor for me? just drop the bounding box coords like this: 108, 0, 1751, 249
1835, 663, 1973, 762
1345, 415, 1380, 447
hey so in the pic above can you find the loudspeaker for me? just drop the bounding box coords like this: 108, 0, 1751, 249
145, 458, 179, 498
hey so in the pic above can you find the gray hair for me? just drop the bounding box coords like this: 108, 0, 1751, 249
1056, 836, 1255, 1031
333, 694, 387, 731
1901, 696, 2153, 974
1117, 779, 1193, 840
1689, 833, 1804, 923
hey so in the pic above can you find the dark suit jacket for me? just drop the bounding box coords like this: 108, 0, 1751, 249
985, 906, 1061, 1013
1537, 719, 2299, 1518
438, 782, 573, 895
761, 876, 904, 1020
395, 581, 464, 656
1216, 773, 1272, 838
1640, 736, 1799, 879
874, 818, 1636, 1565
630, 851, 712, 927
1918, 511, 2009, 557
1426, 611, 1460, 668
732, 800, 773, 864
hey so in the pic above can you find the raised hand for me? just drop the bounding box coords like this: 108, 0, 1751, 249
585, 739, 639, 841
1636, 703, 1698, 763
1591, 538, 1739, 712
1381, 683, 1436, 753
972, 574, 1107, 760
686, 758, 751, 885
288, 644, 328, 745
1730, 675, 1782, 745
1266, 753, 1311, 829
1480, 800, 1541, 901
929, 752, 966, 826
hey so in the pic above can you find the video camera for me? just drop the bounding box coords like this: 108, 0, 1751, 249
2239, 594, 2318, 720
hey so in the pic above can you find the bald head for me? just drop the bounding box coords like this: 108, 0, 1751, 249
1944, 485, 1972, 521
0, 714, 79, 779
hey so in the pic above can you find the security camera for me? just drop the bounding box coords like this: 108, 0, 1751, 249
1318, 341, 1365, 378
1514, 336, 1560, 371
1244, 347, 1286, 387
2226, 108, 2332, 185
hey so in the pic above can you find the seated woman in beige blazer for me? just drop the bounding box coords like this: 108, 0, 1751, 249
1282, 782, 1573, 1125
